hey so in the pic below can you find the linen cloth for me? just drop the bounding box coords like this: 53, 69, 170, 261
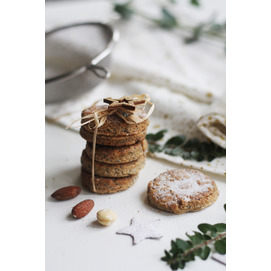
45, 0, 226, 175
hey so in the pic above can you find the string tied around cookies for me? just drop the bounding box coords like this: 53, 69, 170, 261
66, 94, 154, 192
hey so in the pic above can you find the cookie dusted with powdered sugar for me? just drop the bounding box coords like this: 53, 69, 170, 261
147, 169, 219, 214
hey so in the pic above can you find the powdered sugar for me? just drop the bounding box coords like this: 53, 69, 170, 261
116, 217, 163, 245
152, 169, 213, 203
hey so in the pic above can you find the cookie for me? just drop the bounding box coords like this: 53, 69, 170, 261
85, 140, 148, 164
81, 105, 149, 136
147, 169, 219, 214
80, 127, 147, 146
81, 150, 145, 177
81, 167, 138, 194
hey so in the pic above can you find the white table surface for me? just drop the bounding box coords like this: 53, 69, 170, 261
45, 122, 226, 271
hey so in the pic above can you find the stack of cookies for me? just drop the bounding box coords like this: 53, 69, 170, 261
79, 103, 150, 194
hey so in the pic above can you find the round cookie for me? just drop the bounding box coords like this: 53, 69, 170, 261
85, 139, 148, 164
81, 167, 138, 194
80, 127, 147, 146
147, 169, 219, 214
81, 150, 146, 177
81, 105, 149, 136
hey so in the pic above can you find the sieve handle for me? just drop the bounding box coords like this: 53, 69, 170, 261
86, 64, 111, 79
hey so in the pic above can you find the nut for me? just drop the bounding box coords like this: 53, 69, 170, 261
51, 186, 81, 200
97, 209, 117, 226
72, 199, 94, 219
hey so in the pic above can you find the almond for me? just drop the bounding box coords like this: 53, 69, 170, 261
51, 186, 81, 200
72, 199, 94, 219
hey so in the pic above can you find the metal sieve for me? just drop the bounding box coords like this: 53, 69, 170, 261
45, 22, 119, 103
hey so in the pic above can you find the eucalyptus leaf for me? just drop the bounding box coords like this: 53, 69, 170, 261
165, 146, 182, 156
190, 0, 200, 6
214, 238, 226, 255
165, 135, 186, 147
178, 260, 185, 269
183, 252, 195, 261
207, 154, 216, 162
176, 238, 193, 250
156, 8, 178, 29
114, 1, 134, 20
190, 151, 200, 159
200, 142, 209, 155
196, 154, 205, 162
161, 205, 226, 270
148, 143, 161, 153
202, 234, 212, 241
170, 261, 180, 270
214, 223, 226, 232
181, 152, 191, 160
170, 240, 179, 255
161, 250, 171, 261
198, 246, 211, 260
146, 130, 226, 162
198, 224, 217, 235
146, 129, 167, 142
186, 231, 203, 245
183, 138, 201, 149
112, 0, 225, 45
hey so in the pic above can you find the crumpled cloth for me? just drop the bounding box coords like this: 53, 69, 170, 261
45, 0, 226, 175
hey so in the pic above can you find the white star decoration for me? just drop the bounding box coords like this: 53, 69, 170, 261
116, 217, 163, 245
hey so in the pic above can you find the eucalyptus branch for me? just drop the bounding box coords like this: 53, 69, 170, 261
161, 205, 226, 270
146, 130, 226, 162
113, 1, 225, 44
175, 232, 226, 260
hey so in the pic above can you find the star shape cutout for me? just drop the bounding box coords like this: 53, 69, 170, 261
116, 217, 163, 245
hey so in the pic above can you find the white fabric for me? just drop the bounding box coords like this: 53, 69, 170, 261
45, 0, 226, 175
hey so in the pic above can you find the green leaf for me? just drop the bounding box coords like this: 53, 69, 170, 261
207, 154, 216, 162
214, 223, 226, 232
176, 238, 192, 250
183, 138, 200, 148
146, 130, 225, 161
170, 261, 180, 270
148, 143, 161, 153
161, 250, 171, 261
165, 146, 182, 156
146, 129, 167, 142
164, 135, 186, 147
214, 146, 226, 157
170, 240, 180, 255
161, 205, 226, 269
190, 0, 200, 6
114, 1, 134, 20
184, 25, 203, 44
214, 238, 226, 255
197, 246, 211, 260
190, 150, 200, 159
178, 260, 185, 269
156, 8, 178, 29
198, 223, 217, 235
183, 252, 195, 261
200, 142, 210, 155
181, 151, 191, 160
196, 154, 205, 162
186, 231, 203, 245
202, 234, 212, 241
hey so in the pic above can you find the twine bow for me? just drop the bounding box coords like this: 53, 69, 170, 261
67, 94, 154, 192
